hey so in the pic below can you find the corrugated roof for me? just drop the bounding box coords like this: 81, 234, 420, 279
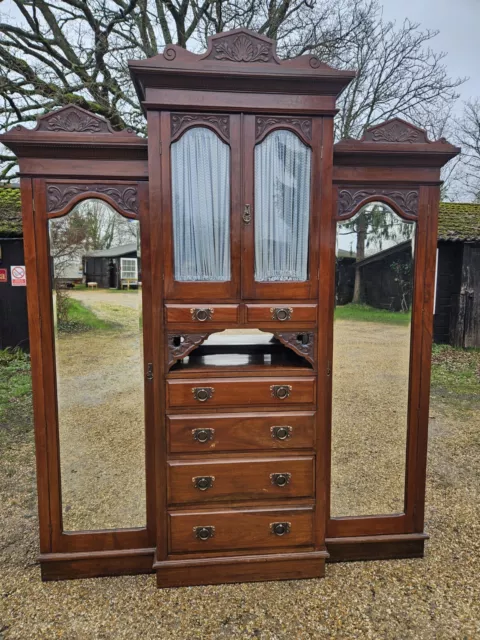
85, 242, 137, 258
438, 202, 480, 242
0, 184, 22, 238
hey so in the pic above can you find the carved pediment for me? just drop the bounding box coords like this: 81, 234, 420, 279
202, 29, 279, 64
362, 118, 430, 143
29, 105, 137, 136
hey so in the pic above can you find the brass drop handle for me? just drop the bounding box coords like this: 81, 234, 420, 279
271, 385, 292, 400
270, 472, 291, 487
243, 203, 252, 224
192, 387, 214, 402
192, 428, 215, 443
271, 522, 291, 536
271, 426, 293, 441
270, 307, 293, 321
193, 476, 215, 491
190, 307, 213, 322
193, 526, 215, 540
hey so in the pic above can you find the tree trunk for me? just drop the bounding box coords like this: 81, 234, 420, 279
352, 213, 367, 304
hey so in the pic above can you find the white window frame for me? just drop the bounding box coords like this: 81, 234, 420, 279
120, 257, 138, 281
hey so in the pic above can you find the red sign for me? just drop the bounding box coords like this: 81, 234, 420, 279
0, 269, 7, 283
11, 265, 26, 286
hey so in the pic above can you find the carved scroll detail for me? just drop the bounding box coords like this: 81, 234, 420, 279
167, 333, 210, 369
208, 33, 273, 62
46, 184, 138, 215
274, 332, 315, 366
337, 188, 419, 219
362, 118, 429, 143
36, 105, 114, 133
171, 113, 230, 139
255, 116, 312, 141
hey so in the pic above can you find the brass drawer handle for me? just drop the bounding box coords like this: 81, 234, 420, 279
271, 385, 292, 400
190, 307, 213, 322
270, 522, 291, 536
270, 472, 291, 487
192, 387, 214, 402
193, 475, 215, 491
270, 307, 292, 321
243, 203, 252, 224
192, 428, 215, 443
193, 525, 215, 540
271, 426, 293, 441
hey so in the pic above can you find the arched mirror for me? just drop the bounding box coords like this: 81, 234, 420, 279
49, 198, 146, 531
331, 202, 416, 517
254, 130, 311, 282
171, 127, 231, 282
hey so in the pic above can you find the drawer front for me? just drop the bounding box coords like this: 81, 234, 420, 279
167, 377, 316, 409
169, 507, 314, 553
165, 304, 239, 324
167, 456, 314, 504
168, 412, 315, 453
246, 304, 317, 324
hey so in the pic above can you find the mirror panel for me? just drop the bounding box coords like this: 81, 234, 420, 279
254, 130, 311, 282
171, 127, 231, 282
49, 199, 146, 531
331, 203, 415, 517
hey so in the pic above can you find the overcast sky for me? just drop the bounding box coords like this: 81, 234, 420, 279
380, 0, 480, 110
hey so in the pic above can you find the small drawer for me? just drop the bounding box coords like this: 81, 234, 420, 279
167, 377, 316, 409
165, 304, 239, 324
169, 507, 314, 553
246, 304, 317, 324
168, 412, 315, 453
167, 456, 314, 504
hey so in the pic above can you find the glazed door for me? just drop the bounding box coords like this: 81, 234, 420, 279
241, 115, 320, 300
163, 112, 241, 300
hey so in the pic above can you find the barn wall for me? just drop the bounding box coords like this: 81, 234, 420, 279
336, 258, 355, 305
450, 242, 480, 348
433, 241, 463, 344
360, 245, 412, 311
0, 239, 29, 351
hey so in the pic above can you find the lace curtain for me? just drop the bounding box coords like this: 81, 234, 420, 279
172, 127, 230, 282
255, 130, 311, 282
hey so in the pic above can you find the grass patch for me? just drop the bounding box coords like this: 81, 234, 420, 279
58, 298, 117, 333
335, 303, 411, 326
0, 348, 33, 449
431, 344, 480, 398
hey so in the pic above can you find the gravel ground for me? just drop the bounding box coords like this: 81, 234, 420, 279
1, 310, 479, 638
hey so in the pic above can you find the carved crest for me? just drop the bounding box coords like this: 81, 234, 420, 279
255, 116, 312, 141
46, 184, 138, 216
337, 187, 419, 219
362, 118, 429, 144
36, 105, 114, 134
171, 113, 230, 140
202, 30, 278, 64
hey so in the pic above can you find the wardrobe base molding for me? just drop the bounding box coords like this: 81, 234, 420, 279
39, 548, 155, 582
326, 533, 428, 563
155, 550, 328, 588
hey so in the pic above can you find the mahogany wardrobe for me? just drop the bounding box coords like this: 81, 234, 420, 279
0, 29, 459, 587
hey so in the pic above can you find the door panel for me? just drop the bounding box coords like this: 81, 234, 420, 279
163, 112, 241, 300
242, 115, 320, 300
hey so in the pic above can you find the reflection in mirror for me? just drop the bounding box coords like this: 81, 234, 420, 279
331, 203, 415, 516
171, 127, 231, 282
255, 130, 311, 282
49, 199, 145, 531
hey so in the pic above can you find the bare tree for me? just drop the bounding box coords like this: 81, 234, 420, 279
455, 99, 480, 202
0, 0, 463, 182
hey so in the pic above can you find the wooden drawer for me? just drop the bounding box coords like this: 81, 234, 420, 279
167, 377, 316, 409
168, 412, 315, 453
245, 304, 317, 324
167, 456, 314, 504
169, 507, 314, 553
165, 304, 239, 324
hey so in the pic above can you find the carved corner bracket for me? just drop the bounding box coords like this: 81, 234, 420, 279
167, 333, 211, 369
273, 332, 316, 366
46, 183, 139, 217
171, 113, 230, 141
337, 187, 419, 220
255, 116, 312, 142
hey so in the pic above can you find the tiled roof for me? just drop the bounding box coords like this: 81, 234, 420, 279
0, 184, 22, 238
438, 202, 480, 242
